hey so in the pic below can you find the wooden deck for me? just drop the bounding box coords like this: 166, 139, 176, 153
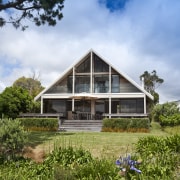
19, 113, 63, 119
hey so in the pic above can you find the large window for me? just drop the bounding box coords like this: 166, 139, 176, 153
95, 100, 105, 114
111, 75, 120, 93
46, 75, 72, 93
75, 76, 90, 93
74, 100, 91, 112
111, 98, 144, 113
120, 99, 144, 113
43, 99, 66, 113
94, 54, 109, 72
94, 75, 109, 93
76, 57, 90, 73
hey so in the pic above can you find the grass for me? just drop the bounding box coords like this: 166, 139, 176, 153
26, 122, 173, 160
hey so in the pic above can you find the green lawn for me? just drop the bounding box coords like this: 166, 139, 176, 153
27, 122, 173, 159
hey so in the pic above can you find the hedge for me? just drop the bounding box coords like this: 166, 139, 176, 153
102, 118, 150, 132
17, 118, 59, 131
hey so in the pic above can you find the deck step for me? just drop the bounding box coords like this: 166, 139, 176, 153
59, 120, 102, 132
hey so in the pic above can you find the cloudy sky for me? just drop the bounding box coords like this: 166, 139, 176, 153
0, 0, 180, 103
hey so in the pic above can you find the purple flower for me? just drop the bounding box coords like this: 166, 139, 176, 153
130, 166, 142, 174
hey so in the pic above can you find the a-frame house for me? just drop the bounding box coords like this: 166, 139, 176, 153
35, 49, 153, 120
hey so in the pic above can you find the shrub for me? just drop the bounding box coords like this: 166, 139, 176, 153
151, 102, 179, 122
102, 118, 150, 132
17, 118, 59, 131
134, 135, 180, 179
160, 113, 180, 127
0, 119, 28, 161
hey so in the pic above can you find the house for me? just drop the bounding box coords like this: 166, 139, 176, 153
35, 49, 153, 120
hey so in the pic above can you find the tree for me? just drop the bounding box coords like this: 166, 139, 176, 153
0, 86, 32, 119
0, 0, 64, 30
151, 102, 179, 122
13, 76, 44, 98
140, 70, 164, 104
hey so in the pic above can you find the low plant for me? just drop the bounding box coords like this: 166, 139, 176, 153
134, 135, 180, 179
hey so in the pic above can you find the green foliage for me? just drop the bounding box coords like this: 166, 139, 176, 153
134, 135, 180, 179
18, 118, 59, 131
151, 102, 180, 126
0, 146, 118, 179
0, 119, 28, 161
13, 76, 44, 98
102, 118, 150, 132
0, 0, 64, 30
45, 146, 93, 167
140, 70, 164, 104
151, 102, 179, 123
160, 113, 180, 127
0, 86, 32, 119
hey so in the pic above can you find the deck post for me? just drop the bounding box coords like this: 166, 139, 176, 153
109, 96, 111, 118
144, 94, 146, 114
41, 97, 43, 114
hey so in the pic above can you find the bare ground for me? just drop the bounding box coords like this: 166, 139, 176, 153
23, 146, 45, 163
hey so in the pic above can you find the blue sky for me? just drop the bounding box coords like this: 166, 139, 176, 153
0, 0, 180, 103
99, 0, 129, 11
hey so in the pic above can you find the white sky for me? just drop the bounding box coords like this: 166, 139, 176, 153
0, 0, 180, 103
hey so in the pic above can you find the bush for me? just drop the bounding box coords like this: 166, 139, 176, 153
151, 102, 179, 122
102, 118, 150, 132
0, 119, 28, 161
134, 135, 180, 179
17, 118, 59, 131
160, 113, 180, 127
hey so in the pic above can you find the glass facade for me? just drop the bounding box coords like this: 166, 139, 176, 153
111, 98, 144, 113
42, 52, 148, 117
94, 75, 109, 93
94, 54, 109, 72
76, 57, 90, 73
43, 99, 66, 113
46, 75, 73, 93
75, 76, 90, 93
111, 75, 120, 93
74, 100, 91, 112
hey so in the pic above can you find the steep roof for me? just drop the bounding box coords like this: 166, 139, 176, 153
35, 49, 154, 101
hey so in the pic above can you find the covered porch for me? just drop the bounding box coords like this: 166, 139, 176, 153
41, 93, 148, 120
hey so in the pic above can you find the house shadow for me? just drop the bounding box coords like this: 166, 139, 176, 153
26, 131, 75, 148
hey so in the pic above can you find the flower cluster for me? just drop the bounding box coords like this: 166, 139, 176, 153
115, 155, 141, 176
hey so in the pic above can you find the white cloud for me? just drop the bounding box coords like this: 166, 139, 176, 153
0, 0, 180, 103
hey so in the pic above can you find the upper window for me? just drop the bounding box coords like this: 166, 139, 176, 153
94, 75, 109, 93
93, 54, 109, 72
76, 57, 90, 73
75, 76, 90, 93
111, 75, 120, 93
46, 75, 72, 93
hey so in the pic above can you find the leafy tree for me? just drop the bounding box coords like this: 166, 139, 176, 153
140, 70, 164, 104
0, 86, 32, 119
13, 76, 44, 98
0, 0, 64, 30
151, 102, 179, 122
0, 119, 28, 160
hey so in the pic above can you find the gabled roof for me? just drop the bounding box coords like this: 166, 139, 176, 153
35, 49, 154, 101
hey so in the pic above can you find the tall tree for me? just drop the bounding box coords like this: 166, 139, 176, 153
13, 76, 44, 98
140, 70, 164, 104
0, 0, 64, 30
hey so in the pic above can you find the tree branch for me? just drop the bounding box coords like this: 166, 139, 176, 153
0, 0, 24, 11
